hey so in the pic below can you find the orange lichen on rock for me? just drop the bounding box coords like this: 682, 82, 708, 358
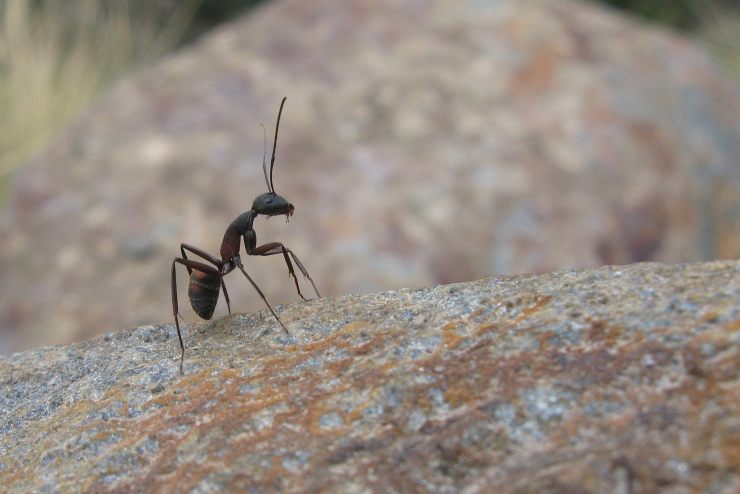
1, 261, 738, 492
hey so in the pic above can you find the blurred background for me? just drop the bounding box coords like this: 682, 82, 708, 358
0, 0, 738, 353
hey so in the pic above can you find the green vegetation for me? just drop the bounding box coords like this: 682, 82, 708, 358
597, 0, 740, 80
598, 0, 705, 29
694, 3, 740, 79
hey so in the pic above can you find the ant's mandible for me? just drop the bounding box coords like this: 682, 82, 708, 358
171, 97, 320, 370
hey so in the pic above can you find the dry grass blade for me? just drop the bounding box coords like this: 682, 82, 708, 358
0, 0, 199, 201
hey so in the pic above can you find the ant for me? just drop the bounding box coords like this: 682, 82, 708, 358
171, 97, 320, 371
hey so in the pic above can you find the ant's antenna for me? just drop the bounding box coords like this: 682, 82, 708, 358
269, 97, 287, 195
260, 123, 271, 192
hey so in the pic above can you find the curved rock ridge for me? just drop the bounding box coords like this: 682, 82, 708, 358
0, 260, 737, 492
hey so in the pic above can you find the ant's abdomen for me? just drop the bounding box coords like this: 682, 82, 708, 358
188, 270, 220, 320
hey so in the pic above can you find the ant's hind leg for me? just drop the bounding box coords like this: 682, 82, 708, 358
180, 244, 223, 274
172, 257, 224, 373
171, 259, 186, 373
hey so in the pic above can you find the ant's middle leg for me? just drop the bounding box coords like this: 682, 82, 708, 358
249, 242, 321, 299
221, 280, 231, 314
233, 258, 289, 335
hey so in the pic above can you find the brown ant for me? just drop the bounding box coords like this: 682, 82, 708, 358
171, 97, 320, 371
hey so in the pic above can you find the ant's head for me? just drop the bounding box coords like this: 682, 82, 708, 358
252, 192, 294, 218
254, 97, 294, 220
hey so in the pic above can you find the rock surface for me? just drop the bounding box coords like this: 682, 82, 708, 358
1, 0, 739, 353
1, 260, 738, 492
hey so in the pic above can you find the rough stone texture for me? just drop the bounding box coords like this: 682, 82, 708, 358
1, 0, 739, 353
1, 260, 738, 492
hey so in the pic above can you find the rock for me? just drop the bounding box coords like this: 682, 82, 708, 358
0, 260, 738, 492
1, 0, 739, 353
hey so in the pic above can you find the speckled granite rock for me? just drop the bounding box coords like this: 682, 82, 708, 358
1, 261, 737, 492
1, 0, 740, 353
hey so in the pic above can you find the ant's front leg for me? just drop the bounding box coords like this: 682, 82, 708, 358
249, 242, 321, 299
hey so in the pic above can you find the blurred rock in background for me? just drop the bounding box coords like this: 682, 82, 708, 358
0, 0, 739, 353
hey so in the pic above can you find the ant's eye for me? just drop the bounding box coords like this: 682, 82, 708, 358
265, 197, 273, 204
